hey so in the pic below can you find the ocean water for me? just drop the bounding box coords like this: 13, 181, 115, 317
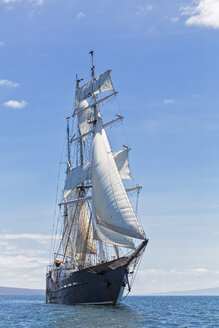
0, 295, 218, 328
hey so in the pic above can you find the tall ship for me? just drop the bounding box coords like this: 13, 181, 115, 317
46, 52, 148, 305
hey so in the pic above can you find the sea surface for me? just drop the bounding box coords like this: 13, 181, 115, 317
0, 295, 218, 328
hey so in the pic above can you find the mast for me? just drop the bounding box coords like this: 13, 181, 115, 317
62, 75, 87, 264
66, 117, 71, 170
75, 73, 92, 268
89, 50, 99, 122
89, 50, 105, 262
76, 74, 84, 167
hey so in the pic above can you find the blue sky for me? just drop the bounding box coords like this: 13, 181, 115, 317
0, 0, 219, 293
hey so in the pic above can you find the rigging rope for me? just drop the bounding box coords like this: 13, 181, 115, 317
49, 136, 66, 263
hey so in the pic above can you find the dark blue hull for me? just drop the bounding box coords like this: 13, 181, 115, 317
46, 259, 128, 305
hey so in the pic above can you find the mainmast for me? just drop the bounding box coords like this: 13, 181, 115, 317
89, 50, 105, 262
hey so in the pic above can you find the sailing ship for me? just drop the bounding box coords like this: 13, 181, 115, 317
46, 52, 148, 305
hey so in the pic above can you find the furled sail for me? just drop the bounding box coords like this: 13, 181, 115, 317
64, 148, 131, 195
63, 189, 96, 259
77, 100, 94, 141
75, 70, 114, 105
92, 202, 135, 249
75, 201, 96, 255
92, 114, 144, 240
62, 189, 78, 258
62, 206, 73, 258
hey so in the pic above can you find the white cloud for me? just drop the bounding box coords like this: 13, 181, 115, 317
0, 79, 19, 87
0, 254, 47, 269
3, 100, 28, 109
30, 0, 45, 6
27, 9, 35, 17
137, 4, 153, 16
77, 11, 86, 19
163, 99, 175, 104
131, 267, 219, 294
0, 233, 59, 246
0, 235, 50, 289
181, 0, 219, 29
0, 233, 52, 240
193, 268, 208, 273
137, 268, 210, 276
35, 0, 44, 5
1, 0, 17, 2
0, 41, 4, 46
170, 17, 179, 23
1, 0, 44, 5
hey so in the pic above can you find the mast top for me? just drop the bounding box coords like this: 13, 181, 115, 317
76, 74, 84, 90
89, 50, 95, 80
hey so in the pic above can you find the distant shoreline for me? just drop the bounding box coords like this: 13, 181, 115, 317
1, 286, 218, 296
134, 287, 219, 296
0, 286, 45, 296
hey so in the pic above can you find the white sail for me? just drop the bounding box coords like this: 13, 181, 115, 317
77, 100, 94, 141
92, 115, 144, 240
92, 202, 135, 249
62, 189, 78, 258
64, 189, 96, 258
64, 149, 131, 194
75, 201, 96, 255
62, 206, 73, 258
64, 163, 91, 197
114, 148, 132, 179
75, 70, 114, 105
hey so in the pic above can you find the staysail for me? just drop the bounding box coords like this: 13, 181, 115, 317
92, 114, 144, 240
92, 201, 135, 249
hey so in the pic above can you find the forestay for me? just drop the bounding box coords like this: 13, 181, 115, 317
92, 115, 144, 240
